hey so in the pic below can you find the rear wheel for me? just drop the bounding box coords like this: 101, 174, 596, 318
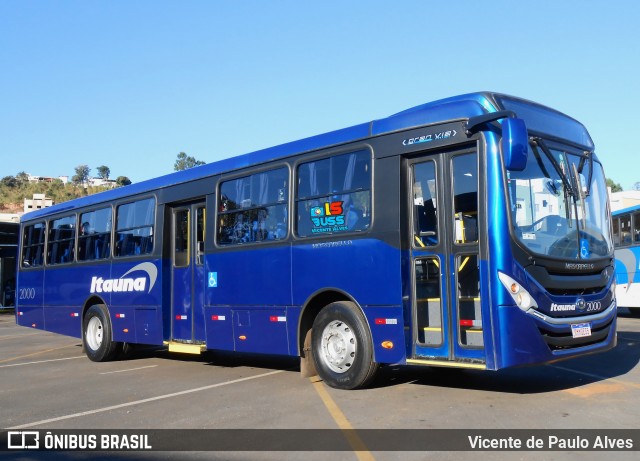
311, 301, 378, 389
83, 304, 121, 362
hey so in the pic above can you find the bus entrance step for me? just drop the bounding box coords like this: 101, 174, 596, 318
406, 358, 486, 370
165, 342, 206, 355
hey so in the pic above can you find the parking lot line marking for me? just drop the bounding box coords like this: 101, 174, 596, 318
8, 369, 284, 429
0, 344, 79, 364
310, 377, 376, 461
0, 356, 84, 368
99, 365, 158, 375
549, 364, 640, 390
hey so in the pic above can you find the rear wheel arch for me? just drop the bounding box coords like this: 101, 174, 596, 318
82, 299, 121, 362
311, 300, 378, 389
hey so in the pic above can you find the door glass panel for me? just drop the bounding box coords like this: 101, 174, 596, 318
174, 209, 190, 267
452, 153, 478, 244
457, 254, 482, 347
412, 161, 438, 247
196, 207, 205, 265
415, 258, 442, 346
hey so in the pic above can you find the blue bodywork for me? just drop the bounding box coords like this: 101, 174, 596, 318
17, 92, 616, 371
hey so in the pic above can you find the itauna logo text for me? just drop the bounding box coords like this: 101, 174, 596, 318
89, 262, 158, 294
310, 201, 347, 233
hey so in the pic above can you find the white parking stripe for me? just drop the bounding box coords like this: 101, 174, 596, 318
0, 356, 85, 368
99, 365, 158, 374
8, 369, 285, 429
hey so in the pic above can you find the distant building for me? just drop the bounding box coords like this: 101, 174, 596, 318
27, 174, 69, 184
0, 214, 21, 224
24, 172, 116, 189
24, 193, 53, 213
87, 177, 117, 188
609, 190, 640, 212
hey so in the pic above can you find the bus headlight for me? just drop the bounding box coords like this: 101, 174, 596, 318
498, 272, 538, 311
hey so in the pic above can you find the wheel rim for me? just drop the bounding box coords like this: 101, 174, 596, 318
86, 316, 103, 351
320, 320, 357, 374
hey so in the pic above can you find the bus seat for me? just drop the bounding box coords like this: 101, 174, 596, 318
94, 238, 103, 259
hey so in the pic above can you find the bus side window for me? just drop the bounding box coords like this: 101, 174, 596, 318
295, 150, 371, 238
620, 214, 632, 246
79, 207, 112, 261
115, 198, 155, 257
633, 212, 640, 242
22, 222, 45, 267
218, 167, 289, 245
47, 216, 76, 265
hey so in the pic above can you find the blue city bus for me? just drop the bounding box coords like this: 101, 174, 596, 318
16, 92, 616, 389
612, 204, 640, 316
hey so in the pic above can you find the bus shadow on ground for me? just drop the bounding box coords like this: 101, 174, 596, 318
120, 345, 299, 374
104, 317, 640, 392
371, 330, 640, 393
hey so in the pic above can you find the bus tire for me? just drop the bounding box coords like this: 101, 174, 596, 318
311, 301, 378, 390
83, 304, 120, 362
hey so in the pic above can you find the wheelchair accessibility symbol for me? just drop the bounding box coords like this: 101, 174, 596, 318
208, 272, 218, 288
580, 239, 590, 258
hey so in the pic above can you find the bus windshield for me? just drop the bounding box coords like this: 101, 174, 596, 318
507, 140, 612, 260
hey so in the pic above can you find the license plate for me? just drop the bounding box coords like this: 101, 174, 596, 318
571, 322, 592, 338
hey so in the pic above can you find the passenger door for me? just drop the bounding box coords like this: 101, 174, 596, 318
170, 202, 207, 343
409, 148, 486, 365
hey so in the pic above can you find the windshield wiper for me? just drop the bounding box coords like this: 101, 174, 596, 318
577, 150, 594, 197
531, 137, 575, 228
571, 162, 587, 230
531, 138, 575, 198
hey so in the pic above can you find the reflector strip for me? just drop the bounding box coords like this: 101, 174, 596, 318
115, 314, 125, 319
375, 318, 398, 325
269, 316, 286, 322
460, 319, 482, 327
211, 315, 226, 321
70, 313, 79, 317
18, 312, 23, 316
175, 315, 187, 320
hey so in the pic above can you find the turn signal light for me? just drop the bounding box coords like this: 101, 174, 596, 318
381, 341, 394, 349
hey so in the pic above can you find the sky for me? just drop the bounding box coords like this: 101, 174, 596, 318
1, 1, 639, 189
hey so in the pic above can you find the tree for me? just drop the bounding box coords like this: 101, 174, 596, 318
96, 165, 111, 180
174, 152, 205, 171
15, 171, 29, 185
606, 178, 623, 193
115, 176, 132, 186
1, 176, 17, 188
72, 165, 91, 185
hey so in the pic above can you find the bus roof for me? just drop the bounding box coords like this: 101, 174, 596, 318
21, 91, 587, 221
612, 204, 640, 216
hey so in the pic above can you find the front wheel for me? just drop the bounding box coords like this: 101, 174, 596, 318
83, 304, 121, 362
311, 301, 378, 390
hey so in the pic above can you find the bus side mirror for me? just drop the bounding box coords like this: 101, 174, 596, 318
502, 117, 528, 171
